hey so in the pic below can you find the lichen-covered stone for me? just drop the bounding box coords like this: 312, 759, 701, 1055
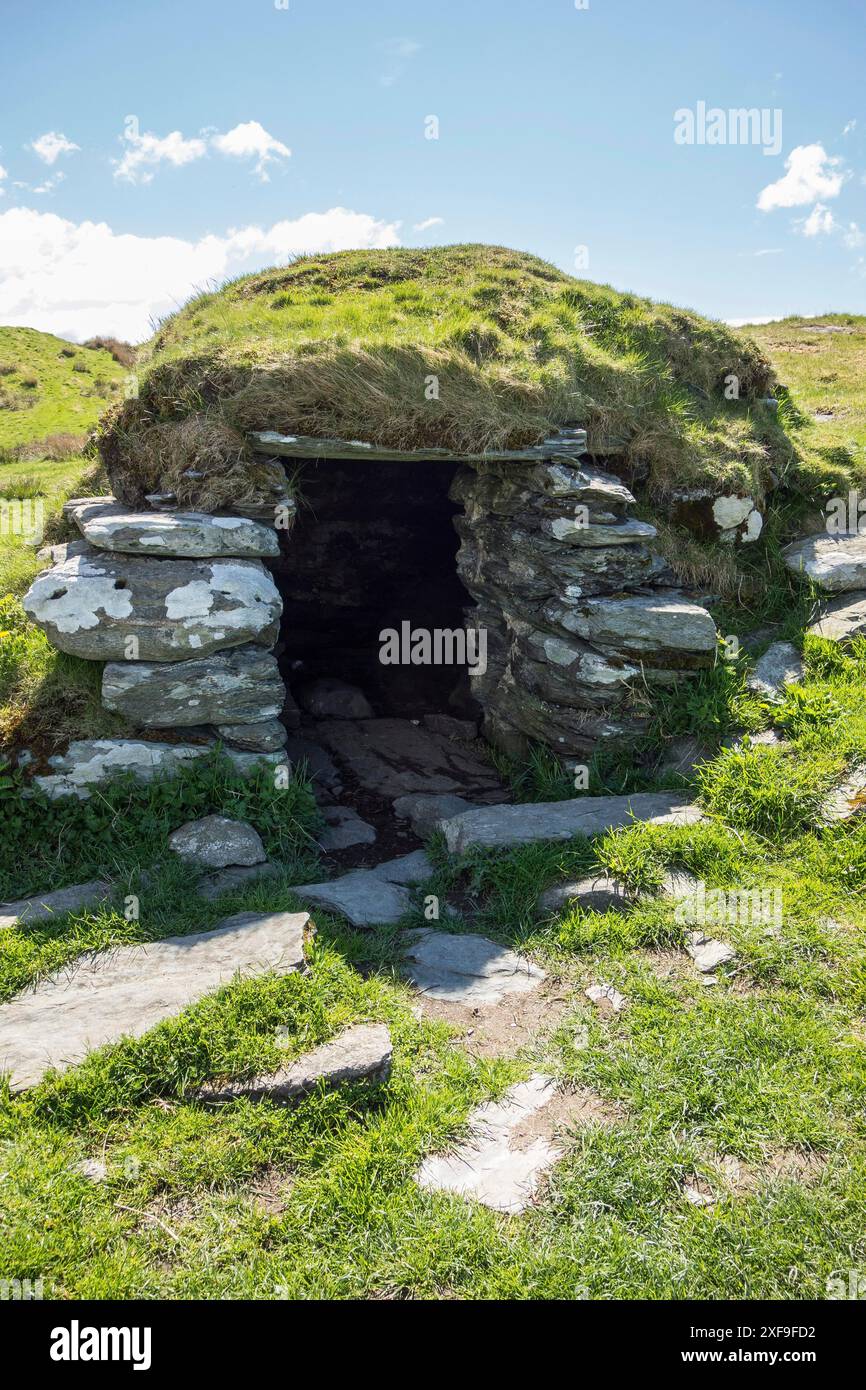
168, 815, 266, 869
782, 533, 866, 593
30, 739, 288, 800
102, 645, 284, 726
23, 552, 281, 661
66, 498, 279, 558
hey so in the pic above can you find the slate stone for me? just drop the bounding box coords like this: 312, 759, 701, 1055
416, 1073, 563, 1213
819, 769, 866, 823
215, 719, 288, 752
293, 872, 410, 927
401, 929, 545, 1003
296, 678, 373, 719
439, 792, 703, 854
585, 983, 628, 1014
197, 862, 280, 902
169, 815, 266, 870
369, 850, 435, 885
317, 718, 504, 800
392, 792, 476, 838
30, 739, 288, 801
808, 591, 866, 642
66, 499, 280, 559
102, 646, 285, 726
0, 879, 112, 931
195, 1023, 392, 1103
782, 533, 866, 593
537, 874, 630, 915
0, 909, 310, 1091
746, 642, 805, 700
23, 552, 281, 661
282, 735, 343, 794
318, 805, 377, 851
421, 713, 479, 740
544, 595, 717, 660
685, 931, 736, 973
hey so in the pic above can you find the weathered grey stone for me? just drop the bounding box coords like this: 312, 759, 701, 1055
782, 533, 866, 593
30, 739, 288, 801
195, 1023, 392, 1103
537, 874, 630, 915
402, 929, 545, 1003
439, 792, 703, 854
747, 641, 805, 700
318, 805, 377, 851
296, 678, 373, 720
544, 596, 717, 661
0, 879, 112, 931
102, 646, 284, 727
819, 769, 866, 823
35, 538, 93, 566
215, 719, 288, 752
808, 591, 866, 642
318, 718, 504, 800
197, 861, 280, 901
282, 735, 342, 794
293, 872, 411, 927
392, 791, 476, 838
685, 931, 736, 973
23, 552, 281, 661
169, 815, 266, 870
66, 499, 280, 559
416, 1074, 564, 1213
370, 850, 435, 885
421, 713, 478, 740
0, 909, 309, 1090
541, 516, 658, 547
585, 982, 627, 1014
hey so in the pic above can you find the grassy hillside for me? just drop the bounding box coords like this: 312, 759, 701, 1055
0, 327, 128, 456
98, 245, 795, 512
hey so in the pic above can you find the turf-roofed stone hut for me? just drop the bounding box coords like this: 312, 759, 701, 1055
24, 246, 787, 769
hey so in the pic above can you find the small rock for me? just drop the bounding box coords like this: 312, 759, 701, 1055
392, 791, 476, 838
585, 983, 627, 1014
537, 874, 629, 915
319, 806, 377, 851
401, 929, 545, 1003
169, 815, 266, 870
746, 642, 805, 700
808, 591, 866, 643
215, 719, 288, 752
819, 769, 866, 823
297, 678, 373, 720
195, 1023, 392, 1103
293, 872, 410, 927
370, 850, 435, 885
421, 713, 479, 740
196, 862, 280, 902
0, 879, 113, 931
75, 1158, 108, 1183
685, 931, 736, 973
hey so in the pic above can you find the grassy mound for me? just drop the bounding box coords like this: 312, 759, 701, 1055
98, 245, 790, 511
0, 327, 128, 460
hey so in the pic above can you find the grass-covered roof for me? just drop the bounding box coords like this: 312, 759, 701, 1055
99, 244, 798, 511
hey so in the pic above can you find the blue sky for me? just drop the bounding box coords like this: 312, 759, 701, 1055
0, 0, 863, 340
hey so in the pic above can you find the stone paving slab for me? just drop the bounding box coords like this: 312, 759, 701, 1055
808, 591, 866, 642
438, 792, 703, 853
402, 929, 545, 1003
317, 718, 504, 800
0, 910, 309, 1091
195, 1023, 392, 1103
782, 532, 866, 593
416, 1073, 563, 1213
0, 879, 113, 932
293, 873, 410, 927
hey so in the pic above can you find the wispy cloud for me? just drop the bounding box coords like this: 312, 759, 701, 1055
114, 127, 207, 184
757, 143, 845, 211
799, 202, 835, 236
413, 215, 444, 232
379, 37, 421, 86
211, 121, 290, 182
30, 131, 80, 165
843, 119, 857, 136
739, 247, 782, 257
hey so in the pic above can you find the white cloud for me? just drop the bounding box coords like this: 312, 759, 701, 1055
0, 205, 401, 342
843, 221, 865, 248
413, 216, 444, 232
800, 202, 836, 236
843, 119, 857, 136
725, 316, 786, 327
0, 164, 6, 196
757, 144, 845, 211
114, 128, 208, 184
31, 131, 80, 165
210, 121, 290, 182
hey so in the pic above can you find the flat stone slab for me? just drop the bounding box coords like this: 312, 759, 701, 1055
537, 874, 630, 915
319, 805, 377, 851
421, 713, 478, 740
416, 1073, 563, 1213
685, 931, 736, 973
197, 861, 280, 901
195, 1023, 392, 1103
293, 872, 411, 927
169, 815, 266, 870
66, 499, 279, 559
546, 595, 717, 659
392, 791, 477, 838
102, 646, 285, 727
0, 910, 309, 1091
808, 591, 866, 642
370, 850, 435, 885
402, 929, 545, 1003
782, 533, 866, 593
0, 879, 112, 931
216, 719, 287, 752
746, 641, 805, 700
23, 552, 281, 661
317, 718, 504, 800
296, 678, 373, 720
30, 740, 287, 801
820, 769, 866, 823
439, 792, 702, 854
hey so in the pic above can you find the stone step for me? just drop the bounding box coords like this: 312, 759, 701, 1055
746, 641, 805, 700
101, 646, 285, 727
0, 879, 113, 932
65, 498, 280, 559
0, 910, 310, 1091
401, 929, 545, 1003
30, 739, 288, 801
808, 591, 866, 642
23, 551, 281, 661
292, 851, 434, 928
437, 792, 703, 854
782, 532, 866, 593
195, 1023, 392, 1103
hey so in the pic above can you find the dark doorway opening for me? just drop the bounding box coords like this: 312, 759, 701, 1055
271, 458, 477, 719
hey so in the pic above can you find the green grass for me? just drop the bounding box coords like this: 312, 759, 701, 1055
0, 327, 127, 454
